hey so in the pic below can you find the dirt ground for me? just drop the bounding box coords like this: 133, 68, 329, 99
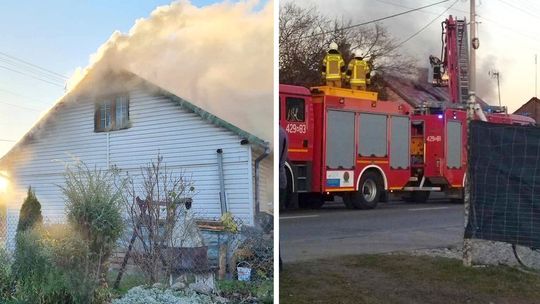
280, 254, 540, 304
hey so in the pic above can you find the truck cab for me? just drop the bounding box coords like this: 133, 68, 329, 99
279, 84, 315, 209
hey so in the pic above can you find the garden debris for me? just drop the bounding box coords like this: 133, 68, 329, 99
189, 281, 213, 295
170, 281, 186, 291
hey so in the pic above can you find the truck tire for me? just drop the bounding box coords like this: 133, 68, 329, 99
299, 192, 325, 209
345, 171, 382, 209
411, 191, 430, 203
342, 193, 354, 209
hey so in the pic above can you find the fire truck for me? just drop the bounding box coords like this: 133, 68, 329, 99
280, 85, 413, 209
280, 15, 534, 210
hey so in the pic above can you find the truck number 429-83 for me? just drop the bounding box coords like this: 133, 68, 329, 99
286, 123, 307, 134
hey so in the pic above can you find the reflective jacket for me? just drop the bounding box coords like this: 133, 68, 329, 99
322, 51, 345, 80
347, 58, 370, 85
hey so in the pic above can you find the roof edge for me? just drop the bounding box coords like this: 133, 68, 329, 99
157, 88, 268, 149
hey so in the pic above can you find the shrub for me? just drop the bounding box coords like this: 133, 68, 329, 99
44, 224, 102, 303
61, 163, 124, 287
16, 187, 42, 234
0, 247, 13, 300
10, 228, 72, 304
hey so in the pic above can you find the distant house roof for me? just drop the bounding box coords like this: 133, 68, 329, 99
384, 69, 490, 109
513, 97, 540, 115
513, 97, 540, 123
0, 71, 267, 164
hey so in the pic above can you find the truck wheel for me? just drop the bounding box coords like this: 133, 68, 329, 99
299, 192, 325, 209
342, 193, 354, 209
346, 171, 382, 209
411, 191, 430, 203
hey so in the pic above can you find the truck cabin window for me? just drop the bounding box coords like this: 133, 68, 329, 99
286, 97, 305, 122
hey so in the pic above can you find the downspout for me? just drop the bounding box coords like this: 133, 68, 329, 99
106, 132, 110, 168
254, 142, 270, 214
216, 149, 227, 215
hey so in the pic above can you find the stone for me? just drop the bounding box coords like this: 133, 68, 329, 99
189, 282, 213, 295
171, 281, 186, 291
152, 282, 165, 289
214, 296, 229, 303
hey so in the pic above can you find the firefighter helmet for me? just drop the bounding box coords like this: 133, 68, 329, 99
329, 42, 338, 51
353, 50, 364, 60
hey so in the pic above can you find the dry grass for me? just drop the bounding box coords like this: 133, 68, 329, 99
280, 254, 540, 304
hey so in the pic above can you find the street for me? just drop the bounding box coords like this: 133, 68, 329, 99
280, 197, 464, 262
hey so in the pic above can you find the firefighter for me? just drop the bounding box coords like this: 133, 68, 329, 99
346, 50, 370, 90
322, 42, 345, 87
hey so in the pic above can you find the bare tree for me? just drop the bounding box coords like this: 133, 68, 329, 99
279, 2, 417, 93
120, 154, 198, 284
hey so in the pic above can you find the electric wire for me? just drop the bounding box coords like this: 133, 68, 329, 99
391, 0, 459, 50
496, 0, 540, 21
0, 64, 65, 87
0, 51, 68, 80
294, 0, 450, 40
0, 100, 42, 112
0, 57, 67, 83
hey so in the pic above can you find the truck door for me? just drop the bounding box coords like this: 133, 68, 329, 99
325, 110, 355, 190
284, 96, 308, 154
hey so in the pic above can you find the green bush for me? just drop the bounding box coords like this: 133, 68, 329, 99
45, 224, 101, 303
16, 187, 42, 234
0, 247, 13, 300
10, 229, 72, 304
61, 164, 124, 286
9, 225, 113, 304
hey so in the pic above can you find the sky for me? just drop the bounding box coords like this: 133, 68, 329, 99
0, 0, 269, 157
291, 0, 540, 112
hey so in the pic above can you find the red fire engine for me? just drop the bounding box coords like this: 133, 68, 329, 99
280, 15, 535, 210
280, 85, 413, 209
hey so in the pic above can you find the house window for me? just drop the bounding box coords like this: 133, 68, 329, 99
95, 96, 130, 132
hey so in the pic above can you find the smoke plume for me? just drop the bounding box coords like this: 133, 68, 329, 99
68, 0, 273, 143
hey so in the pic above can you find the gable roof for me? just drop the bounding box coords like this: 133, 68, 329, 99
0, 70, 267, 164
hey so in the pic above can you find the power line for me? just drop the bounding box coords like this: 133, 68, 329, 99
0, 51, 68, 80
0, 139, 16, 143
0, 64, 65, 87
496, 0, 540, 20
0, 57, 67, 83
0, 87, 44, 104
375, 0, 468, 16
295, 0, 450, 40
0, 100, 41, 112
392, 0, 459, 50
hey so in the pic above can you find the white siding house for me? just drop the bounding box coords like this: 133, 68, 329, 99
0, 71, 272, 249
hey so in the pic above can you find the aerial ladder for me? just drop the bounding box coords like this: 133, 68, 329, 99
430, 16, 469, 104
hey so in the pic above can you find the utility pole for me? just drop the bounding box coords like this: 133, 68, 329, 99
463, 0, 477, 268
535, 54, 537, 97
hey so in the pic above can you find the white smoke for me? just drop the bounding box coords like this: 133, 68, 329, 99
68, 0, 273, 143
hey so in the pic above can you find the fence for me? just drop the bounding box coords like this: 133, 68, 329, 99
465, 120, 540, 269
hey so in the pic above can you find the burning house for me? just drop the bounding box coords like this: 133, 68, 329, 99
0, 70, 272, 250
